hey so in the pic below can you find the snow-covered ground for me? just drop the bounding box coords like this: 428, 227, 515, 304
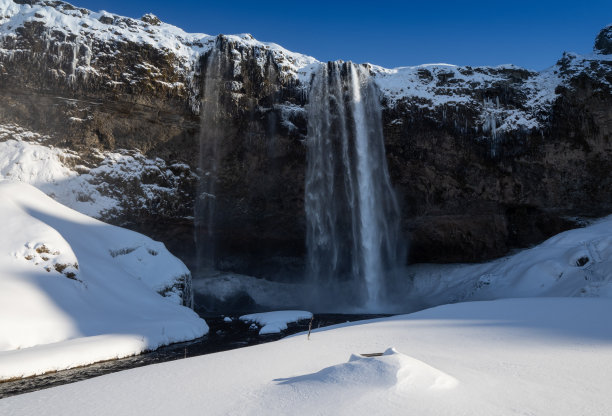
2, 297, 611, 415
0, 181, 208, 380
240, 311, 313, 335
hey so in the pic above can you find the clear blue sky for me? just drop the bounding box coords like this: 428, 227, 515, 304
73, 0, 611, 70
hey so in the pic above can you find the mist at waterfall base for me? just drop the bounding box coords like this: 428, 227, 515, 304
304, 62, 407, 313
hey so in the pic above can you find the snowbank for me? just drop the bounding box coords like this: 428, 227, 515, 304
2, 297, 611, 415
403, 215, 612, 310
240, 311, 313, 335
0, 180, 208, 380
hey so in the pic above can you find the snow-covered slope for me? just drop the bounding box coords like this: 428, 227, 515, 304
402, 215, 612, 311
0, 180, 208, 380
0, 123, 195, 219
2, 297, 611, 415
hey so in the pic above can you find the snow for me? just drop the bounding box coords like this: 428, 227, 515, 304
402, 215, 612, 311
0, 0, 208, 70
0, 0, 317, 83
370, 62, 557, 138
0, 180, 208, 380
279, 347, 459, 393
0, 123, 192, 219
240, 311, 313, 335
0, 133, 117, 217
2, 297, 611, 415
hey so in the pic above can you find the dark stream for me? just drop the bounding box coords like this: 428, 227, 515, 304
0, 312, 389, 399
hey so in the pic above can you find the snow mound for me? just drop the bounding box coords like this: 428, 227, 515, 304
278, 347, 457, 393
0, 180, 207, 380
240, 310, 313, 335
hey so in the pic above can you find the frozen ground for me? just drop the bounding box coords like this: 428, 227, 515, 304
0, 180, 208, 380
1, 297, 611, 415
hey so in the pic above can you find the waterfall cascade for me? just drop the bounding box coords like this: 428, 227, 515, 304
305, 62, 404, 310
195, 48, 224, 275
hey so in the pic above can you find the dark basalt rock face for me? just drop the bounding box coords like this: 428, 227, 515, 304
191, 36, 309, 277
382, 56, 612, 262
0, 0, 610, 277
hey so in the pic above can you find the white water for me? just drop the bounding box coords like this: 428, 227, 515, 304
305, 62, 403, 310
350, 65, 383, 306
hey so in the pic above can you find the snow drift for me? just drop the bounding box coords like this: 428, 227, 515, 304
0, 180, 208, 380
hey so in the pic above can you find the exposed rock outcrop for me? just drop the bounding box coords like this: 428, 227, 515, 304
595, 24, 612, 55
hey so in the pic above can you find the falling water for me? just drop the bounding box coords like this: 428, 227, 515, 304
305, 62, 403, 310
195, 47, 224, 275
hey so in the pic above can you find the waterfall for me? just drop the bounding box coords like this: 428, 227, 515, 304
195, 48, 224, 275
305, 62, 404, 310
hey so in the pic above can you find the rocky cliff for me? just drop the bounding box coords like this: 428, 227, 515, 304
0, 0, 610, 278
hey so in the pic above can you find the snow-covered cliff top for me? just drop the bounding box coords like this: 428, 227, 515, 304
0, 0, 317, 76
0, 0, 610, 136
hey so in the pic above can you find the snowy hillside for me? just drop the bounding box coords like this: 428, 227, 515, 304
2, 297, 611, 415
0, 181, 208, 380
